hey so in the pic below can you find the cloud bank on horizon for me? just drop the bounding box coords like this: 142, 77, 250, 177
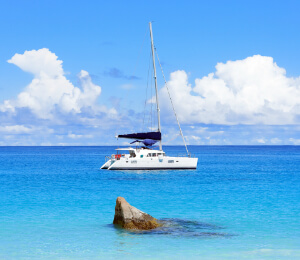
159, 55, 300, 125
0, 48, 299, 145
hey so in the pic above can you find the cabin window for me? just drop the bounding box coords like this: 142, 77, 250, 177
168, 160, 174, 163
129, 152, 136, 158
131, 160, 137, 164
152, 153, 157, 157
147, 154, 151, 157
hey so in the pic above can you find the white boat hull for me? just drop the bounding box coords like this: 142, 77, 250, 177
101, 156, 198, 170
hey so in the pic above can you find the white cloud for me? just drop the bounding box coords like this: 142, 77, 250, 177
0, 125, 33, 133
289, 138, 300, 145
0, 48, 122, 145
0, 125, 54, 134
256, 138, 266, 144
270, 137, 282, 144
2, 48, 102, 119
68, 131, 93, 139
160, 55, 300, 125
8, 48, 63, 77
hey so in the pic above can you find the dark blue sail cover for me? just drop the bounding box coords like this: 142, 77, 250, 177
130, 139, 158, 147
117, 131, 161, 141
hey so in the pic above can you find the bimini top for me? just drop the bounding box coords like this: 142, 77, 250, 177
117, 131, 161, 141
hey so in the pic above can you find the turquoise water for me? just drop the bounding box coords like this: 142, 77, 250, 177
0, 146, 299, 259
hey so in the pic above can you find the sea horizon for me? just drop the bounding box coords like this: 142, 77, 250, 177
1, 144, 299, 147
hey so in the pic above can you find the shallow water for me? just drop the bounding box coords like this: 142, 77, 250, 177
0, 146, 299, 259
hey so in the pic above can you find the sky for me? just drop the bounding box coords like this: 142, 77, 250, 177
0, 0, 299, 146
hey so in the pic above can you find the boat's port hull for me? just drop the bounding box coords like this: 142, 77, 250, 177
100, 159, 116, 169
105, 167, 197, 170
101, 157, 198, 170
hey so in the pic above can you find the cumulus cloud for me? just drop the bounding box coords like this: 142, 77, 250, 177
1, 48, 102, 119
0, 48, 123, 145
159, 55, 300, 125
289, 138, 300, 145
256, 138, 266, 144
67, 131, 93, 139
0, 125, 35, 133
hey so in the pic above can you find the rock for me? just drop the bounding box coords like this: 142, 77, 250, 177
113, 197, 160, 230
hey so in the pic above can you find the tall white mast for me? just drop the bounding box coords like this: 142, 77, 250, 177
149, 22, 162, 150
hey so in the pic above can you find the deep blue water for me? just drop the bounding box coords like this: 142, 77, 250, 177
0, 146, 299, 259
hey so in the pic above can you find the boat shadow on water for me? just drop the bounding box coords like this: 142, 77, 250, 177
110, 218, 236, 239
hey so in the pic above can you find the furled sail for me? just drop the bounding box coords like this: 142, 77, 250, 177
130, 139, 158, 147
117, 131, 161, 141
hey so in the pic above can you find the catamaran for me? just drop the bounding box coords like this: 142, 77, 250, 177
101, 22, 198, 170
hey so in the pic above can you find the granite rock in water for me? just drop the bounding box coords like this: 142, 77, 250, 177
113, 197, 159, 230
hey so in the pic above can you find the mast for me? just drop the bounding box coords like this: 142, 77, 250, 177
149, 22, 162, 150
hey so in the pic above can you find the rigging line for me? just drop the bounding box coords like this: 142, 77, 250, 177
164, 133, 180, 144
155, 48, 190, 156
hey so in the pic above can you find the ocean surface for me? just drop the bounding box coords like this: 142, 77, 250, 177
0, 146, 299, 260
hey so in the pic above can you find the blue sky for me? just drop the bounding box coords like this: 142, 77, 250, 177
0, 0, 299, 145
